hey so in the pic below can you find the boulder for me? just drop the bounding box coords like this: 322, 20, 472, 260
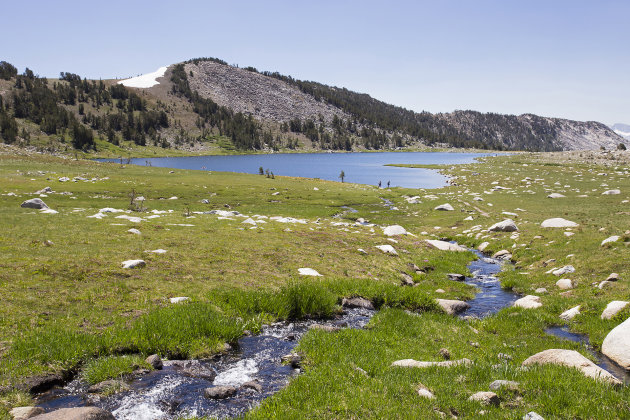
434, 203, 454, 211
547, 193, 566, 198
559, 305, 580, 320
602, 189, 621, 195
382, 225, 409, 236
145, 354, 163, 370
447, 273, 466, 281
35, 187, 52, 194
541, 218, 578, 228
468, 391, 500, 406
535, 287, 548, 294
391, 358, 472, 368
425, 240, 466, 252
400, 272, 415, 286
601, 236, 620, 246
241, 380, 262, 393
437, 299, 470, 315
478, 241, 490, 252
341, 297, 374, 310
121, 259, 145, 269
489, 380, 519, 391
555, 279, 574, 290
298, 267, 322, 276
9, 407, 45, 420
552, 265, 575, 276
522, 349, 621, 384
20, 198, 49, 209
488, 219, 518, 232
513, 295, 542, 309
30, 407, 115, 420
127, 228, 141, 235
204, 385, 237, 399
601, 301, 629, 320
375, 245, 398, 255
602, 317, 630, 369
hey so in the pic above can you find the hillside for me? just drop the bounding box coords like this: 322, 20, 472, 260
0, 58, 626, 154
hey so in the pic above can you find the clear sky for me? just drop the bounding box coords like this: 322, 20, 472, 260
1, 0, 628, 124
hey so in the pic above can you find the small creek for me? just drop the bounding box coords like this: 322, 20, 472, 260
35, 246, 627, 418
35, 308, 373, 419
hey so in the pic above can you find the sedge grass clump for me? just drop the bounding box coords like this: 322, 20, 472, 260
81, 355, 151, 385
121, 302, 246, 359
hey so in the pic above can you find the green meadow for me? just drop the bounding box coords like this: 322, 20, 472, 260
0, 149, 629, 419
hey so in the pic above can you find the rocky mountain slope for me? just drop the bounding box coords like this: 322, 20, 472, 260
177, 58, 625, 151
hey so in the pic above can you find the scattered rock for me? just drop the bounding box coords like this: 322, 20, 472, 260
35, 187, 52, 194
435, 203, 454, 211
416, 383, 435, 399
146, 354, 163, 370
601, 301, 629, 320
400, 272, 415, 286
357, 248, 367, 255
425, 240, 466, 252
241, 380, 262, 393
30, 407, 115, 420
478, 241, 490, 252
20, 198, 49, 209
437, 299, 470, 315
492, 250, 511, 259
169, 297, 190, 304
559, 305, 580, 320
447, 273, 465, 281
382, 225, 409, 236
522, 349, 621, 384
601, 235, 620, 246
552, 265, 575, 276
127, 228, 141, 235
606, 273, 620, 281
146, 249, 167, 254
556, 279, 574, 290
391, 358, 472, 368
602, 317, 630, 369
375, 244, 398, 255
602, 189, 621, 195
489, 380, 519, 391
435, 289, 445, 293
513, 295, 542, 309
341, 297, 374, 310
87, 379, 129, 393
523, 412, 545, 420
121, 259, 145, 269
598, 281, 612, 289
535, 287, 547, 294
9, 407, 45, 420
298, 267, 322, 276
204, 385, 237, 399
468, 391, 500, 406
541, 218, 578, 228
488, 219, 518, 232
547, 193, 566, 198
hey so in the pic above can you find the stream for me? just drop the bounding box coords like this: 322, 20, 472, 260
34, 246, 627, 418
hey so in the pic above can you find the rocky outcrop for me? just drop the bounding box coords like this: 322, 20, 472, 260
522, 349, 621, 385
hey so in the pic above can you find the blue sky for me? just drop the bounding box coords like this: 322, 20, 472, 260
1, 0, 628, 124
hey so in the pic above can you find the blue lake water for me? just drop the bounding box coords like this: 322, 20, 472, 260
98, 152, 490, 189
